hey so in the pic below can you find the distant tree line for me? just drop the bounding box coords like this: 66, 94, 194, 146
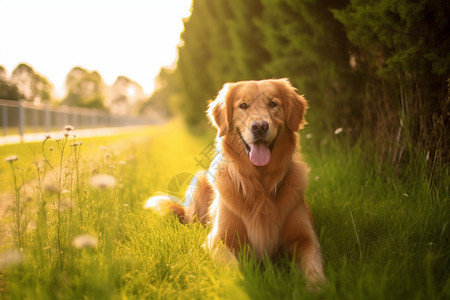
0, 64, 161, 117
0, 64, 51, 101
159, 0, 449, 168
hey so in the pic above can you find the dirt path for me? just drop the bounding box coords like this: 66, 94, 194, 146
0, 126, 140, 146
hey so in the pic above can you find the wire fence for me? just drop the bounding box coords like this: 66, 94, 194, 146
0, 99, 152, 142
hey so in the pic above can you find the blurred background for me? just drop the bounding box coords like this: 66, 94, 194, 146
0, 0, 448, 169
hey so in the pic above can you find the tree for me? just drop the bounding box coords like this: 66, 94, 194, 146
0, 65, 6, 80
333, 0, 450, 165
257, 0, 359, 132
139, 67, 179, 122
176, 0, 218, 125
63, 67, 107, 110
175, 0, 270, 126
108, 76, 145, 115
161, 0, 449, 167
10, 63, 53, 102
0, 65, 23, 100
227, 0, 269, 80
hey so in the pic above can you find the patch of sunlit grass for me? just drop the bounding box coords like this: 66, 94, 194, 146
0, 126, 166, 193
0, 121, 448, 299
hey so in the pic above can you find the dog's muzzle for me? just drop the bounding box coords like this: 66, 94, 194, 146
237, 127, 280, 166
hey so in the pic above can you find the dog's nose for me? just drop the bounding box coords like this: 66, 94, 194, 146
251, 121, 269, 135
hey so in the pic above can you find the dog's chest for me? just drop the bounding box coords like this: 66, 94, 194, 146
244, 212, 281, 257
234, 189, 283, 257
218, 164, 291, 257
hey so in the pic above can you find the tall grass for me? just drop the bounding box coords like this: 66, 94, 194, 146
302, 128, 449, 299
0, 122, 448, 299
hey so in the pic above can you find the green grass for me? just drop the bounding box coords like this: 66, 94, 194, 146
302, 132, 450, 299
0, 126, 168, 193
0, 121, 449, 299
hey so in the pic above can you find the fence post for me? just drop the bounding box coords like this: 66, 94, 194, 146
2, 105, 7, 136
63, 106, 69, 127
33, 107, 38, 132
19, 100, 25, 142
72, 110, 78, 129
45, 102, 51, 133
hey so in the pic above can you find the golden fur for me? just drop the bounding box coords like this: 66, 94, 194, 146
168, 79, 325, 287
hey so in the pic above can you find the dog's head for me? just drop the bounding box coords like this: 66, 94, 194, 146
208, 78, 308, 167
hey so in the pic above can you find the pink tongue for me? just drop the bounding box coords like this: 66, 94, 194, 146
249, 143, 271, 166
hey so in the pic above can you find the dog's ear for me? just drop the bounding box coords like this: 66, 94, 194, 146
277, 79, 308, 132
207, 83, 233, 137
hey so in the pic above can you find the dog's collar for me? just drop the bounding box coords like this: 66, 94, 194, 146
237, 128, 280, 155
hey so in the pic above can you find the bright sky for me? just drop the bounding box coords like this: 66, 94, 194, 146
0, 0, 192, 97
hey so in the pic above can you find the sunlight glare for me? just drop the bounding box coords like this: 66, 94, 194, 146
0, 0, 192, 97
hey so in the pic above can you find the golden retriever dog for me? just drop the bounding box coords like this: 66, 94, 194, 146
149, 78, 325, 288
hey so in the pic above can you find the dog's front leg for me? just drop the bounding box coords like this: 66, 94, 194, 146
206, 202, 247, 264
282, 208, 326, 290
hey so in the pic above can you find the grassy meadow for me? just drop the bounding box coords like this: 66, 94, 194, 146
0, 121, 449, 299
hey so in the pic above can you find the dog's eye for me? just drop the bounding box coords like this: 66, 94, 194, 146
268, 101, 278, 108
239, 102, 248, 109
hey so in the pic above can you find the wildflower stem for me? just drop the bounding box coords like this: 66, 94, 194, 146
74, 142, 83, 225
9, 161, 22, 249
20, 168, 27, 247
42, 137, 53, 169
56, 133, 69, 267
35, 150, 49, 245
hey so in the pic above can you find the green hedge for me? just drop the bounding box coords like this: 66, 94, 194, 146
160, 0, 449, 169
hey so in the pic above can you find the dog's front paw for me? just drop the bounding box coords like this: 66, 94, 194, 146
304, 266, 326, 293
211, 246, 239, 267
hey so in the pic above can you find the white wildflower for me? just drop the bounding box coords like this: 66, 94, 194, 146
27, 220, 36, 231
44, 182, 60, 194
89, 174, 116, 189
119, 161, 126, 166
0, 249, 23, 268
334, 128, 343, 135
57, 199, 74, 212
71, 141, 83, 147
306, 134, 313, 139
5, 155, 19, 163
72, 234, 98, 249
314, 176, 320, 181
